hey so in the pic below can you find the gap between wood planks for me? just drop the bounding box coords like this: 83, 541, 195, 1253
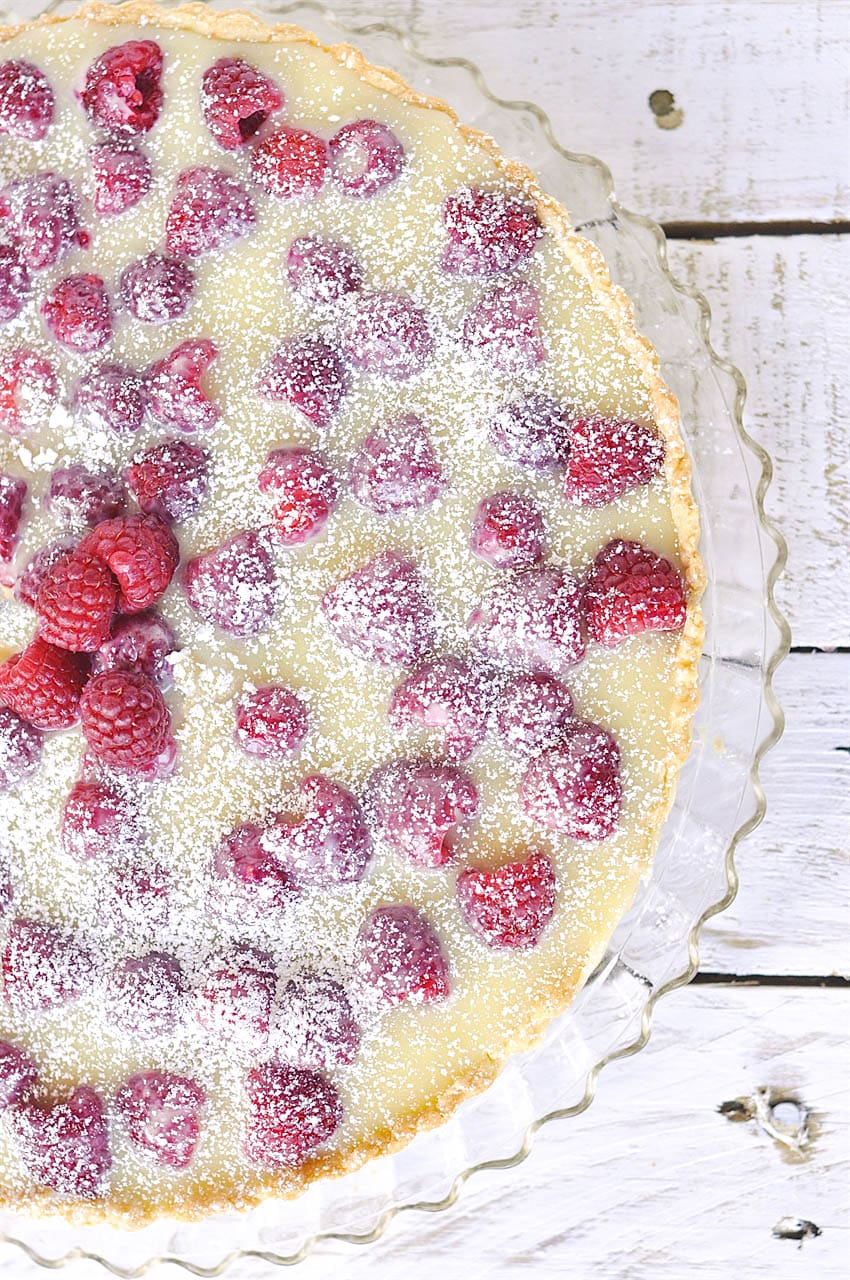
663, 219, 850, 239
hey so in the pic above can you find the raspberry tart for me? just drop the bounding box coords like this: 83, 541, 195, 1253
0, 1, 703, 1225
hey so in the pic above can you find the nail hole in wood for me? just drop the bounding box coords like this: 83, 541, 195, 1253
648, 89, 684, 130
718, 1087, 813, 1158
772, 1217, 822, 1244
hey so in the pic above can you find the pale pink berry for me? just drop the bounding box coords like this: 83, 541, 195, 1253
388, 656, 494, 760
321, 551, 436, 666
520, 720, 623, 840
184, 529, 276, 636
355, 904, 449, 1007
106, 951, 186, 1037
488, 392, 572, 469
457, 850, 557, 949
147, 339, 219, 433
257, 335, 349, 429
338, 291, 434, 379
329, 119, 404, 197
468, 563, 585, 678
275, 973, 360, 1069
235, 684, 309, 757
470, 490, 545, 569
461, 281, 545, 371
2, 172, 85, 271
442, 186, 541, 277
116, 1070, 204, 1170
495, 672, 574, 755
368, 759, 479, 868
351, 413, 444, 515
195, 945, 276, 1045
265, 774, 372, 887
90, 143, 152, 215
286, 236, 363, 304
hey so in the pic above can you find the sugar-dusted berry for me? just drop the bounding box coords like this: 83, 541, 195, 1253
116, 1070, 204, 1170
338, 291, 434, 380
257, 335, 348, 429
120, 252, 194, 324
80, 40, 163, 136
90, 142, 152, 216
2, 172, 85, 271
93, 610, 176, 685
125, 439, 208, 523
61, 778, 142, 862
329, 119, 404, 197
351, 413, 444, 515
195, 944, 276, 1046
461, 280, 544, 372
470, 490, 545, 569
487, 392, 573, 470
274, 973, 361, 1070
321, 550, 436, 666
468, 562, 585, 678
521, 720, 623, 840
258, 446, 338, 545
0, 59, 54, 140
244, 1061, 342, 1168
0, 707, 42, 792
356, 904, 450, 1007
250, 125, 329, 200
0, 348, 57, 437
45, 463, 126, 529
2, 917, 91, 1013
106, 951, 186, 1038
286, 236, 363, 305
457, 850, 556, 949
201, 56, 283, 150
147, 338, 219, 433
12, 1086, 110, 1198
41, 274, 112, 353
73, 362, 147, 435
165, 166, 255, 257
184, 528, 276, 636
442, 187, 541, 278
583, 539, 687, 647
368, 759, 479, 868
388, 656, 493, 760
265, 773, 372, 887
235, 684, 309, 757
495, 672, 574, 755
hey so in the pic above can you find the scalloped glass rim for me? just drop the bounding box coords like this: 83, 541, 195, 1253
0, 0, 791, 1273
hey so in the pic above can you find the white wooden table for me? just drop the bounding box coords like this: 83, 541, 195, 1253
2, 2, 848, 1277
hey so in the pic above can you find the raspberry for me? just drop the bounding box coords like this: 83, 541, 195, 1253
321, 551, 436, 666
184, 529, 276, 636
468, 563, 585, 678
442, 187, 542, 278
210, 821, 298, 925
564, 417, 665, 507
583, 539, 687, 647
116, 1071, 204, 1170
11, 1086, 110, 1198
470, 490, 545, 569
0, 637, 89, 729
41, 273, 113, 353
0, 59, 54, 140
462, 281, 545, 372
487, 393, 572, 469
351, 413, 444, 515
257, 335, 348, 429
329, 119, 405, 197
0, 1040, 38, 1110
36, 547, 118, 652
106, 952, 186, 1038
61, 778, 142, 862
495, 672, 574, 755
0, 243, 30, 322
457, 850, 557, 949
368, 760, 479, 868
275, 974, 360, 1070
80, 40, 163, 136
337, 291, 434, 380
14, 541, 73, 609
244, 1062, 342, 1169
286, 236, 363, 305
45, 463, 126, 528
0, 348, 57, 437
258, 446, 338, 545
126, 439, 208, 523
0, 707, 42, 792
120, 253, 194, 323
521, 720, 623, 839
2, 917, 91, 1013
73, 362, 147, 435
2, 172, 86, 271
90, 142, 152, 215
265, 774, 372, 888
195, 945, 276, 1046
356, 904, 449, 1008
81, 512, 179, 614
387, 656, 494, 760
165, 166, 255, 257
201, 57, 284, 150
147, 338, 219, 433
250, 125, 329, 199
0, 472, 26, 569
106, 857, 170, 933
79, 670, 171, 772
234, 684, 309, 757
93, 610, 176, 684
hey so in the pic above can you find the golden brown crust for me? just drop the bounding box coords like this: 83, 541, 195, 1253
0, 0, 704, 1228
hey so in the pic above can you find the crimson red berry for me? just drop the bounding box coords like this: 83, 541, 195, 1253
210, 820, 299, 925
257, 335, 349, 429
457, 850, 557, 949
2, 917, 91, 1013
61, 778, 142, 861
275, 974, 361, 1070
11, 1085, 110, 1198
80, 40, 163, 136
468, 563, 585, 678
106, 951, 186, 1038
521, 720, 623, 840
81, 512, 179, 614
350, 413, 445, 515
90, 142, 152, 215
286, 236, 363, 305
2, 172, 85, 271
184, 529, 276, 636
125, 439, 208, 523
321, 551, 436, 666
0, 347, 57, 437
495, 672, 574, 755
244, 1062, 342, 1169
41, 273, 113, 353
235, 684, 309, 757
462, 281, 545, 372
0, 1040, 38, 1110
0, 243, 29, 322
115, 1071, 204, 1169
165, 166, 255, 257
368, 759, 479, 869
258, 446, 338, 545
337, 291, 434, 379
45, 463, 126, 528
201, 56, 284, 150
120, 252, 194, 324
147, 338, 219, 433
250, 124, 329, 199
14, 541, 73, 609
93, 610, 176, 684
564, 417, 665, 507
387, 656, 493, 760
0, 707, 42, 792
79, 669, 171, 772
442, 187, 541, 278
266, 774, 372, 887
583, 539, 687, 647
356, 904, 449, 1008
470, 490, 545, 569
0, 472, 26, 570
0, 59, 54, 140
73, 361, 147, 435
195, 944, 276, 1045
329, 119, 404, 197
36, 547, 119, 652
0, 637, 89, 729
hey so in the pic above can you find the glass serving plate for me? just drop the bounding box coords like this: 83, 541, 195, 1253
0, 0, 791, 1272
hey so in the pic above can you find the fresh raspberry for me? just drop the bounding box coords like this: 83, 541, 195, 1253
0, 1040, 38, 1110
265, 774, 372, 888
1, 917, 91, 1013
81, 512, 179, 614
0, 244, 30, 322
488, 393, 572, 470
61, 778, 142, 862
125, 439, 208, 524
14, 541, 74, 609
286, 235, 363, 305
195, 945, 276, 1046
36, 547, 119, 652
93, 610, 176, 685
106, 951, 186, 1038
0, 707, 42, 792
106, 857, 170, 933
470, 490, 545, 569
495, 672, 574, 755
355, 904, 449, 1008
321, 550, 436, 666
275, 974, 360, 1070
201, 56, 284, 150
387, 656, 494, 760
79, 670, 171, 772
564, 417, 665, 506
0, 637, 89, 729
583, 539, 687, 647
468, 563, 585, 678
11, 1086, 110, 1198
115, 1070, 205, 1170
120, 252, 194, 324
368, 760, 479, 868
462, 281, 545, 372
2, 172, 86, 271
90, 142, 152, 215
457, 850, 557, 949
165, 166, 255, 257
0, 472, 26, 569
0, 59, 54, 140
329, 119, 405, 197
41, 273, 113, 353
234, 684, 309, 757
45, 463, 126, 528
244, 1062, 342, 1169
250, 125, 329, 199
0, 348, 57, 437
80, 40, 163, 136
210, 820, 299, 925
257, 446, 338, 545
184, 529, 276, 636
337, 291, 434, 380
521, 720, 623, 839
73, 362, 147, 435
350, 413, 444, 515
442, 187, 542, 278
257, 335, 349, 429
147, 338, 220, 433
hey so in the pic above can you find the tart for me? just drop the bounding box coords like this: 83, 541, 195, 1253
0, 1, 704, 1226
